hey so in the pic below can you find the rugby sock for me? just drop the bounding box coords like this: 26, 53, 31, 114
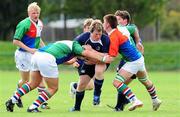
138, 77, 158, 99
147, 85, 157, 99
94, 79, 104, 98
74, 91, 85, 110
37, 86, 46, 94
117, 82, 135, 102
73, 82, 78, 89
37, 86, 49, 105
17, 80, 22, 88
29, 90, 51, 109
115, 92, 130, 109
11, 83, 31, 103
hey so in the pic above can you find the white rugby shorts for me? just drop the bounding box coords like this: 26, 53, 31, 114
121, 56, 146, 74
15, 50, 32, 72
31, 51, 59, 78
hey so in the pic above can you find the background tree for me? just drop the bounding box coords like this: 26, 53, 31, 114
0, 0, 28, 40
161, 0, 180, 40
0, 0, 177, 41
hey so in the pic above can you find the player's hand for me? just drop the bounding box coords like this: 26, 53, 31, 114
29, 48, 38, 54
84, 59, 96, 65
102, 55, 114, 63
82, 45, 92, 50
136, 42, 144, 54
72, 61, 80, 68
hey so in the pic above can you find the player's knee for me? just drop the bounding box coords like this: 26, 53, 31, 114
78, 83, 87, 91
113, 79, 122, 88
95, 71, 104, 79
138, 77, 148, 83
28, 82, 38, 90
86, 85, 94, 90
49, 86, 58, 95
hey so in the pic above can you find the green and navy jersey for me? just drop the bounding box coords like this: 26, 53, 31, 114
13, 17, 43, 51
39, 40, 84, 65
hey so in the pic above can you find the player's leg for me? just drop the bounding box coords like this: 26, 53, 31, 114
86, 78, 94, 90
69, 64, 94, 98
5, 71, 42, 112
137, 70, 162, 111
93, 63, 106, 105
114, 68, 143, 111
70, 75, 91, 111
38, 80, 50, 109
112, 60, 131, 111
27, 51, 59, 112
18, 71, 30, 87
69, 79, 94, 98
14, 71, 30, 108
114, 75, 137, 111
14, 50, 32, 108
27, 77, 58, 112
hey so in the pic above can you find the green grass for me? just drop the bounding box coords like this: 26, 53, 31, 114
0, 70, 180, 117
0, 41, 180, 70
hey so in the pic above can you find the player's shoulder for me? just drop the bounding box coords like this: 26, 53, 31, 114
127, 24, 137, 28
17, 17, 31, 28
101, 33, 109, 40
80, 32, 90, 38
101, 34, 110, 45
19, 17, 30, 25
75, 32, 90, 41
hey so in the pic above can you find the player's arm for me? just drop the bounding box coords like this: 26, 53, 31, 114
64, 57, 80, 67
73, 41, 112, 63
134, 28, 144, 54
40, 38, 45, 47
81, 49, 112, 64
13, 39, 37, 54
83, 45, 105, 56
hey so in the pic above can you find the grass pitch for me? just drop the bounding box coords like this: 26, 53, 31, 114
0, 70, 180, 117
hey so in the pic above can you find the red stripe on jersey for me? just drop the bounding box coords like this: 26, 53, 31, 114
26, 23, 36, 38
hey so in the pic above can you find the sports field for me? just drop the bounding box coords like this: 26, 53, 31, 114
0, 70, 179, 117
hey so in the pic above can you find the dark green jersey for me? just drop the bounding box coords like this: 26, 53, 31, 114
39, 40, 84, 64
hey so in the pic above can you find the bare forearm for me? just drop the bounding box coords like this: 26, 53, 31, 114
13, 39, 37, 54
40, 39, 45, 47
82, 50, 113, 63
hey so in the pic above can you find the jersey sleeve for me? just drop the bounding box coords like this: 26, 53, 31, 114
127, 24, 137, 35
72, 41, 84, 55
74, 32, 90, 45
13, 19, 30, 40
101, 34, 110, 53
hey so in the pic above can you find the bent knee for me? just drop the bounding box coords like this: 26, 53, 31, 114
113, 79, 122, 88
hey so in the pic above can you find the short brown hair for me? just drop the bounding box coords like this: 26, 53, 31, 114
103, 14, 118, 29
89, 19, 103, 33
115, 10, 131, 23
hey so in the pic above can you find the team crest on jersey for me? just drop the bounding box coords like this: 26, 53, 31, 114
81, 70, 85, 73
96, 46, 101, 51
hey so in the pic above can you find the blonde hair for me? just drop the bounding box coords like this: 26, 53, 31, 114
27, 2, 41, 13
83, 18, 94, 28
89, 19, 103, 33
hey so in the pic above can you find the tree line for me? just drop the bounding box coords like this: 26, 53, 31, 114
1, 0, 179, 41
